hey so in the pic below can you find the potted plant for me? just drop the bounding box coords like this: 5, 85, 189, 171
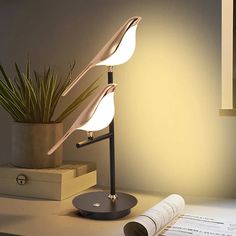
0, 60, 98, 168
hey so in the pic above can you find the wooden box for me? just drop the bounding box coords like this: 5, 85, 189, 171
0, 161, 96, 200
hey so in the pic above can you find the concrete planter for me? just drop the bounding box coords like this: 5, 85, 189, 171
11, 122, 63, 169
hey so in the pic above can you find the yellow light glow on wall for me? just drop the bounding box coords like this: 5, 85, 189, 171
68, 1, 236, 198
1, 0, 235, 198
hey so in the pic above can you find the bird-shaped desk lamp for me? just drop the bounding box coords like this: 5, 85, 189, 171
52, 16, 142, 220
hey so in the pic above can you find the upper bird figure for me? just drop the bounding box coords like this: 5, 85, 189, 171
62, 16, 142, 96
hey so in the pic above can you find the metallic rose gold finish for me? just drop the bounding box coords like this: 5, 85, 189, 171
91, 16, 142, 64
62, 16, 142, 96
87, 131, 94, 140
48, 84, 117, 155
62, 64, 93, 97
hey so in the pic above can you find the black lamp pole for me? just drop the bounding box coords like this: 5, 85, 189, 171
108, 66, 116, 197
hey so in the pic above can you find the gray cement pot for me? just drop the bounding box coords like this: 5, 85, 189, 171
11, 122, 63, 168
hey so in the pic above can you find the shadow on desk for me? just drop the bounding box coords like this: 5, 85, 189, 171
0, 233, 23, 236
0, 193, 53, 202
0, 214, 32, 229
60, 208, 137, 222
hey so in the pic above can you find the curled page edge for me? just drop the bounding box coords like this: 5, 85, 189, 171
124, 194, 185, 236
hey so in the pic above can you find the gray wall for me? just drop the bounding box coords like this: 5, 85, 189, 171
1, 0, 235, 198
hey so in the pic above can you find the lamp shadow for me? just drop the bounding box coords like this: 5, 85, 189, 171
59, 208, 137, 221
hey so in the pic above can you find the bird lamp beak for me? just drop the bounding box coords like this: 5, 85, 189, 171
130, 16, 142, 27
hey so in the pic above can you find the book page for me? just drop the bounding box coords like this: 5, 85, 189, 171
124, 194, 185, 236
159, 214, 236, 236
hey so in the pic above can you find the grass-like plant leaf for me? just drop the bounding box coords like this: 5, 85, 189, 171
0, 60, 99, 123
55, 78, 100, 123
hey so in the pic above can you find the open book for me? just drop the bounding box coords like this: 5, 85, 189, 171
123, 194, 236, 236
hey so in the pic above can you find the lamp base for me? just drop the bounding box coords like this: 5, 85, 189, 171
72, 191, 137, 220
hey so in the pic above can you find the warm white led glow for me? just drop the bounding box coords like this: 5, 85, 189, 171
79, 92, 115, 131
96, 25, 137, 66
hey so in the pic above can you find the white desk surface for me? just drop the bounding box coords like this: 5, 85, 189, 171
0, 189, 236, 236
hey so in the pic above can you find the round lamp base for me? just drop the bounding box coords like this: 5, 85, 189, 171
72, 191, 137, 220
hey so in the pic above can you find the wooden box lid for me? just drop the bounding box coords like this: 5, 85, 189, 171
0, 161, 95, 183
